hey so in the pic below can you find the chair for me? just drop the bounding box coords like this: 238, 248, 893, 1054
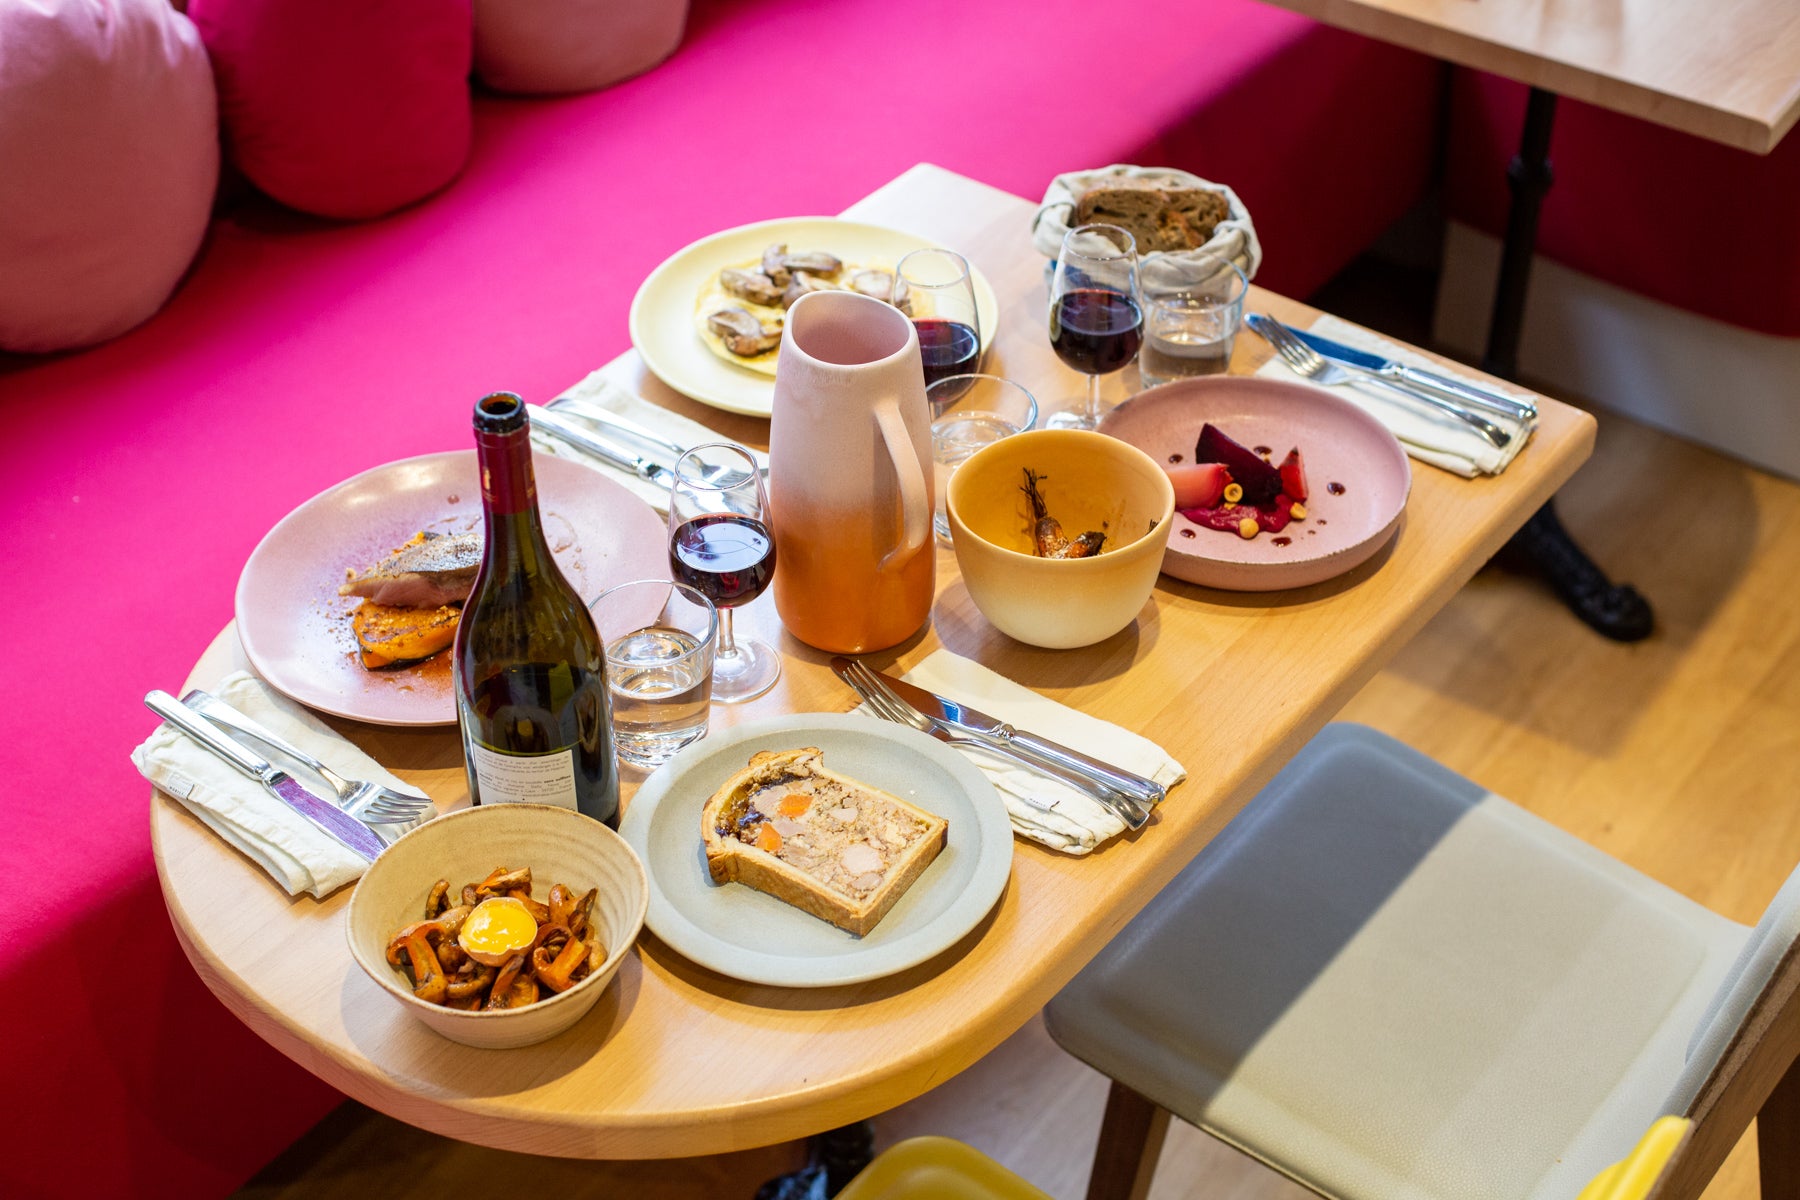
1044, 724, 1800, 1200
834, 1136, 1054, 1200
1576, 1117, 1690, 1200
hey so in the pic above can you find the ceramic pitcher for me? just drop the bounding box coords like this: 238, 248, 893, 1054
768, 289, 935, 653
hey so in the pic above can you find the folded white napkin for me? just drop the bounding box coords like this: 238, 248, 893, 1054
857, 650, 1186, 854
1254, 315, 1538, 477
132, 672, 432, 898
534, 371, 769, 513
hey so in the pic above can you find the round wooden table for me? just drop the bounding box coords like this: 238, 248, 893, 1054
149, 166, 1597, 1160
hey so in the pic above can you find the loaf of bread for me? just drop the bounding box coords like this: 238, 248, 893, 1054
1072, 177, 1230, 254
702, 747, 948, 937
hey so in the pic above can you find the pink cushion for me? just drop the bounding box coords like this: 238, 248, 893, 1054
1447, 71, 1800, 338
474, 0, 688, 94
0, 0, 217, 354
188, 0, 474, 220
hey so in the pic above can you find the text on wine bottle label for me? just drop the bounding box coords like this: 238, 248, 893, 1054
468, 743, 579, 810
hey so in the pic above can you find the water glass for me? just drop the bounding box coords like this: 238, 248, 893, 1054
592, 579, 718, 769
928, 374, 1038, 540
1137, 253, 1248, 386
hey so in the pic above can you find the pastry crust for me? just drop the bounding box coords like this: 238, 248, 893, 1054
701, 747, 948, 937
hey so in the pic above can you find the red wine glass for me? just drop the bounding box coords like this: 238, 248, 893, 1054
893, 248, 982, 395
666, 442, 780, 703
1046, 224, 1141, 430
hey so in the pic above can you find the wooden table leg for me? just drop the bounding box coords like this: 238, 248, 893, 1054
1485, 86, 1654, 643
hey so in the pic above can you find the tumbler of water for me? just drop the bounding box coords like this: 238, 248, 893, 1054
591, 579, 718, 769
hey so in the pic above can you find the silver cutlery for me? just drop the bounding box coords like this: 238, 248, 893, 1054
1248, 313, 1512, 449
547, 396, 693, 461
180, 689, 433, 826
529, 403, 767, 490
832, 657, 1157, 830
145, 690, 392, 860
1287, 324, 1537, 421
527, 404, 679, 487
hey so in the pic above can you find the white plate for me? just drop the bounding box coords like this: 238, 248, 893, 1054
619, 713, 1014, 987
629, 217, 1001, 418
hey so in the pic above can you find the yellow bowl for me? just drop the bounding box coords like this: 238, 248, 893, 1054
346, 804, 647, 1049
947, 429, 1175, 648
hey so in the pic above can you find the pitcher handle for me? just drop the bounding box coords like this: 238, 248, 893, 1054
873, 395, 930, 572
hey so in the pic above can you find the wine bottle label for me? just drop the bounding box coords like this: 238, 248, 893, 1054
468, 743, 579, 809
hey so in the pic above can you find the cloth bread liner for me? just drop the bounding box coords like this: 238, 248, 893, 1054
857, 649, 1186, 854
133, 670, 432, 897
1033, 164, 1262, 282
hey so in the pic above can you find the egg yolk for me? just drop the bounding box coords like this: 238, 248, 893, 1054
457, 896, 538, 967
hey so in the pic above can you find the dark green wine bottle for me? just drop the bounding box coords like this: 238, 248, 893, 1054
453, 392, 619, 827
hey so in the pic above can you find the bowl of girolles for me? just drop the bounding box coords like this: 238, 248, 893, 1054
946, 429, 1175, 649
346, 803, 648, 1049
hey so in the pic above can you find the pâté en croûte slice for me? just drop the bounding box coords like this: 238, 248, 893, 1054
702, 747, 947, 937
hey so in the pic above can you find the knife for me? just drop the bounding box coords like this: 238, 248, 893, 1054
145, 690, 387, 861
833, 660, 1167, 810
1288, 324, 1537, 421
526, 404, 677, 488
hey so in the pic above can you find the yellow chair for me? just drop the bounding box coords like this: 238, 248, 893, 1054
1576, 1118, 1692, 1200
834, 1136, 1053, 1200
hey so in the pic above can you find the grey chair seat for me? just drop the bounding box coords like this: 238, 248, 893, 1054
1044, 724, 1791, 1200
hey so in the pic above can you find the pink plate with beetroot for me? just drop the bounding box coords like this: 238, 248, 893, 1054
235, 451, 667, 727
1098, 377, 1411, 591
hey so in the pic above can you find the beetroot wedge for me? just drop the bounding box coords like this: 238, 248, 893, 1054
1195, 424, 1283, 506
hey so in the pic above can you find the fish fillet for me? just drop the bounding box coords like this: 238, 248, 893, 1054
340, 531, 480, 607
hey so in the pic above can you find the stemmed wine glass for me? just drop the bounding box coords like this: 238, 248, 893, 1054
665, 443, 780, 703
1046, 224, 1142, 430
893, 248, 982, 394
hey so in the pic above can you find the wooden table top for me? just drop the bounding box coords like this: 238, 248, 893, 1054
1258, 0, 1800, 153
151, 165, 1595, 1160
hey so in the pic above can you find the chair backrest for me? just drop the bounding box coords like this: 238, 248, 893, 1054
1574, 1117, 1691, 1200
1663, 864, 1800, 1113
1645, 864, 1800, 1200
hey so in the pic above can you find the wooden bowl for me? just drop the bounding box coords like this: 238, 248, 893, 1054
346, 804, 648, 1049
946, 429, 1174, 648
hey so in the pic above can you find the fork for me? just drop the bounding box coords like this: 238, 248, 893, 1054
840, 664, 1151, 830
181, 689, 434, 827
1249, 314, 1512, 449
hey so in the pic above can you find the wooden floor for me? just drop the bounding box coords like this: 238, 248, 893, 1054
235, 405, 1800, 1199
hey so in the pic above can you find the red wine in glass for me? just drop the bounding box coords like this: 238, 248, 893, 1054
1051, 288, 1143, 375
915, 317, 981, 389
669, 512, 776, 608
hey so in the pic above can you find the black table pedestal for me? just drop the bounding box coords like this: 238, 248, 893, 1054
1486, 88, 1654, 642
754, 1122, 876, 1200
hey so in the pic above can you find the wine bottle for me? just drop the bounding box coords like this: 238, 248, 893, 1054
453, 392, 619, 827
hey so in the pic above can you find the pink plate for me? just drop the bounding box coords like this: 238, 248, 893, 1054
1098, 377, 1411, 591
235, 451, 668, 727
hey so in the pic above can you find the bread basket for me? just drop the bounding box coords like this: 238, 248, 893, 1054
1032, 164, 1261, 281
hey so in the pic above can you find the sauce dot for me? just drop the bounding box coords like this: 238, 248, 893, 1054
1178, 528, 1196, 539
1253, 445, 1272, 456
1272, 536, 1292, 546
1326, 481, 1346, 495
1168, 453, 1183, 464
